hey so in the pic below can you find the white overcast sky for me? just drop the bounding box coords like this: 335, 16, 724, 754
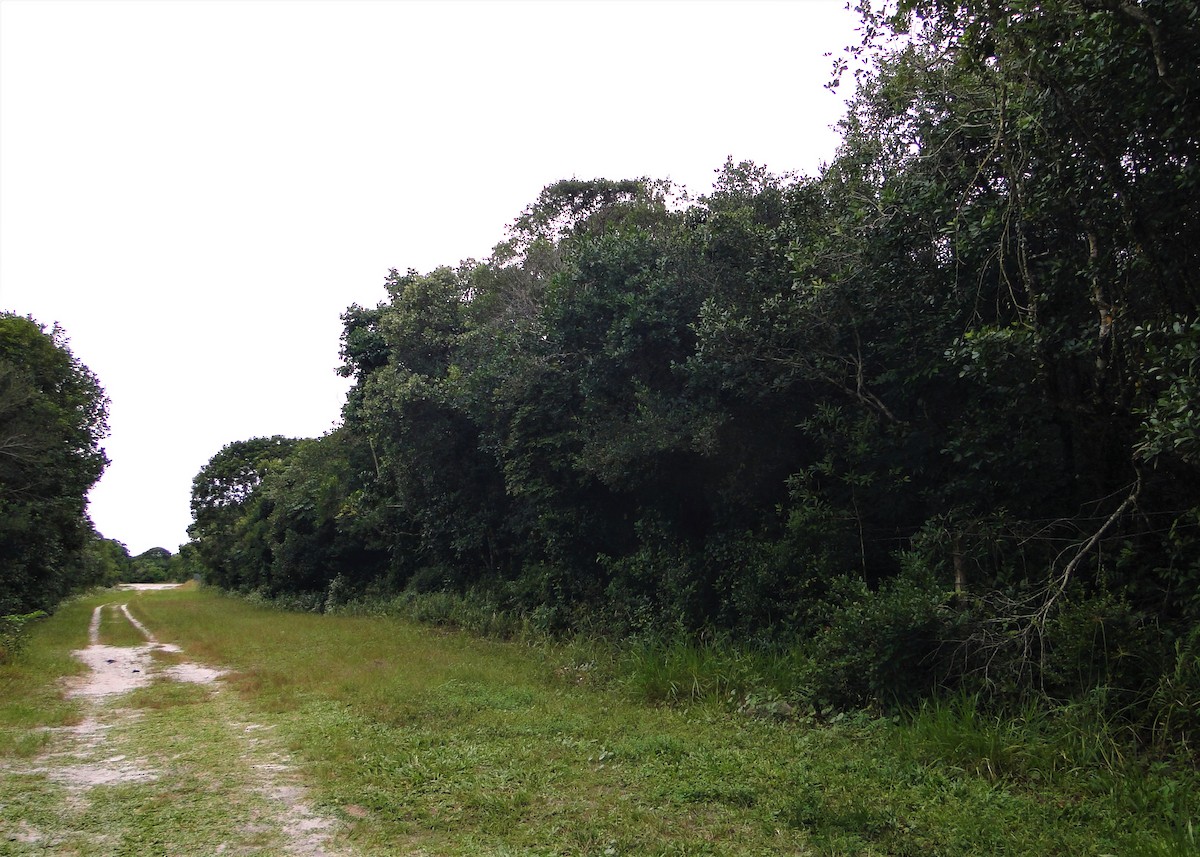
1, 0, 860, 556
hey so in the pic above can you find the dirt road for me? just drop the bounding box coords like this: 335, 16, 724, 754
2, 590, 354, 856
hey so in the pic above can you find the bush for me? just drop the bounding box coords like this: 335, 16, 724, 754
805, 563, 959, 711
1144, 625, 1200, 757
1039, 592, 1164, 701
0, 611, 46, 664
242, 587, 325, 613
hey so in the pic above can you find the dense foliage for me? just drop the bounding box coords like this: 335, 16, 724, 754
0, 315, 110, 616
75, 538, 195, 588
187, 0, 1200, 737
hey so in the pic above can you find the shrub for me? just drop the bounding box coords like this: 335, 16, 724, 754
0, 611, 46, 664
1144, 625, 1200, 757
805, 563, 959, 711
1039, 592, 1163, 701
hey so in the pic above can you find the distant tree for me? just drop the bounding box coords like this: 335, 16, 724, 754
257, 429, 385, 595
0, 314, 109, 615
128, 547, 173, 583
82, 535, 133, 587
170, 543, 201, 582
187, 436, 299, 590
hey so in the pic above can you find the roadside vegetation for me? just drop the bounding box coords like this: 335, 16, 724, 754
0, 313, 190, 666
182, 0, 1200, 770
5, 586, 1196, 855
0, 314, 109, 622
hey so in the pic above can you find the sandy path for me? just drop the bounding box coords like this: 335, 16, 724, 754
2, 595, 354, 856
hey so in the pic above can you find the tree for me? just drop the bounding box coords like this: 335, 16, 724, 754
340, 266, 512, 589
187, 436, 299, 590
262, 429, 386, 596
0, 314, 110, 614
129, 547, 174, 583
853, 0, 1200, 611
82, 535, 133, 587
179, 1, 1200, 727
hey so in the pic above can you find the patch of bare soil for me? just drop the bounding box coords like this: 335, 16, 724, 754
63, 605, 186, 699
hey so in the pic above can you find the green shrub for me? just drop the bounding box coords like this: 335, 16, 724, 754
242, 586, 325, 613
1144, 625, 1200, 756
0, 611, 46, 664
1039, 592, 1164, 702
805, 564, 959, 711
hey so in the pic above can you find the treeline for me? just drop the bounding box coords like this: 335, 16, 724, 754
188, 0, 1200, 726
0, 312, 192, 637
87, 541, 197, 585
0, 314, 110, 618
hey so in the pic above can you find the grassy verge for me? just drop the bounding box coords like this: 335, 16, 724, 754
0, 595, 96, 759
125, 586, 1197, 856
4, 585, 1197, 855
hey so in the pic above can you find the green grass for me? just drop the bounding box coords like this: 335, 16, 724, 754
0, 594, 97, 759
96, 602, 150, 648
0, 585, 351, 855
3, 585, 1197, 855
0, 670, 321, 855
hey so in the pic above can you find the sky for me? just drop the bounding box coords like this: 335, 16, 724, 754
0, 0, 861, 556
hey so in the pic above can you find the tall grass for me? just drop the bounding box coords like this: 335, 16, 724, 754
901, 692, 1071, 782
612, 636, 816, 713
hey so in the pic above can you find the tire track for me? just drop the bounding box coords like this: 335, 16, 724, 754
2, 594, 354, 856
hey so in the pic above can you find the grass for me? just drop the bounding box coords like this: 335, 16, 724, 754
14, 689, 294, 855
0, 595, 93, 759
96, 602, 151, 648
0, 586, 350, 855
3, 584, 1198, 855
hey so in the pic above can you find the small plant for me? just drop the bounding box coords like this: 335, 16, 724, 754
1144, 627, 1200, 757
0, 610, 46, 664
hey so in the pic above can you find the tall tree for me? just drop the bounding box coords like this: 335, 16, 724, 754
0, 314, 110, 614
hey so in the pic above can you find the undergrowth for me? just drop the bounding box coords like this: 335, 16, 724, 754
248, 584, 1200, 760
0, 597, 92, 759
